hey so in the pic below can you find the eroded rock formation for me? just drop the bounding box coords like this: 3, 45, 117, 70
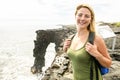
31, 26, 76, 74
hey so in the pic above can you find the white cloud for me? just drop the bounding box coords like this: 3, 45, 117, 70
0, 0, 120, 29
91, 0, 120, 22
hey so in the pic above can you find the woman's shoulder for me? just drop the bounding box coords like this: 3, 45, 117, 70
94, 33, 105, 45
95, 33, 103, 41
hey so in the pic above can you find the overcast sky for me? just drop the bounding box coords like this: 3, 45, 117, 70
0, 0, 120, 29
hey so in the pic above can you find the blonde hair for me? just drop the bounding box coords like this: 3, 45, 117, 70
75, 4, 96, 32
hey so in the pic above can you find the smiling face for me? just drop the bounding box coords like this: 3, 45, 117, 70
75, 7, 92, 30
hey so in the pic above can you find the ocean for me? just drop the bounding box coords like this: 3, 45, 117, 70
0, 25, 62, 80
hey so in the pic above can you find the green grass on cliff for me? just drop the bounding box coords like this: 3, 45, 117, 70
111, 22, 120, 27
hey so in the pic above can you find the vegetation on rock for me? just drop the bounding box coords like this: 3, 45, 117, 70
111, 22, 120, 27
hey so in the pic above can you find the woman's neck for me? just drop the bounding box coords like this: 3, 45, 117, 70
76, 29, 89, 37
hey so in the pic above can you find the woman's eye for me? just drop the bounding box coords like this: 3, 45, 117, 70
85, 15, 91, 18
78, 14, 82, 17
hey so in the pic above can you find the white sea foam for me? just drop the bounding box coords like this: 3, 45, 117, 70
0, 25, 58, 80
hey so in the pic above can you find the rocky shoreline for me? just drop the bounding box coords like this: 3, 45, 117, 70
31, 23, 120, 80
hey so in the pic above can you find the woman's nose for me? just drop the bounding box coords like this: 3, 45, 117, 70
81, 16, 85, 20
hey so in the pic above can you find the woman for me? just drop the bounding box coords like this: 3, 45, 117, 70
63, 4, 112, 80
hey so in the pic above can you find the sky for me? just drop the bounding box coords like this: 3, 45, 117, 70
0, 0, 120, 30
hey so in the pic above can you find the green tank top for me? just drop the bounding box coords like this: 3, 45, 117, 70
67, 43, 103, 80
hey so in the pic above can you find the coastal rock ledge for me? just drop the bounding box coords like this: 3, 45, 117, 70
31, 24, 120, 80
